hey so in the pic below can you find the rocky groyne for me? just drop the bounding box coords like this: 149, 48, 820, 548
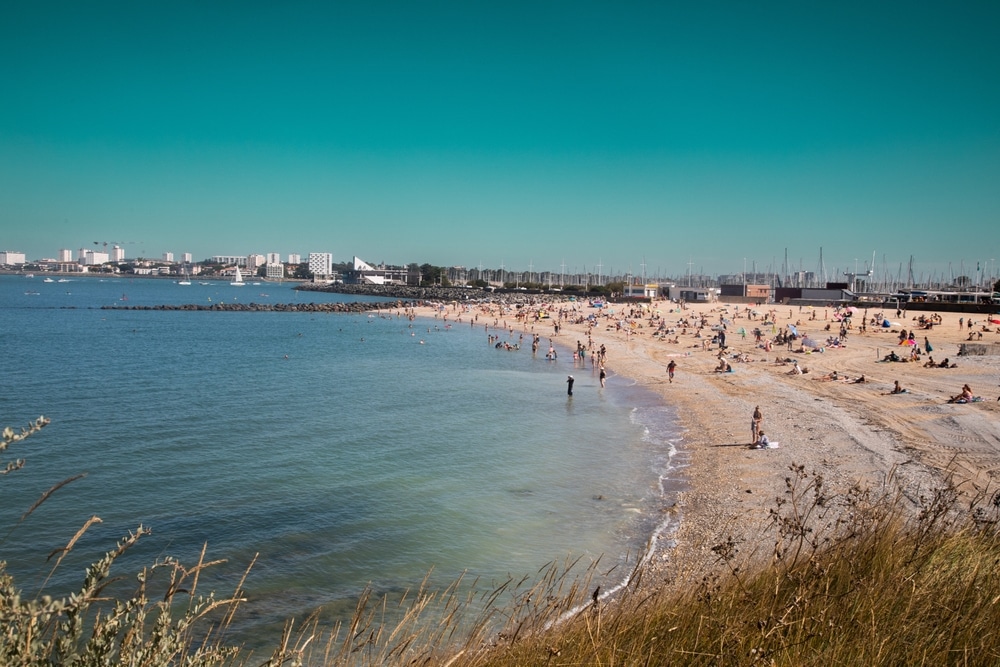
295, 282, 572, 305
100, 300, 418, 313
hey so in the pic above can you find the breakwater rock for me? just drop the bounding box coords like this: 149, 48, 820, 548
100, 301, 418, 313
295, 282, 572, 305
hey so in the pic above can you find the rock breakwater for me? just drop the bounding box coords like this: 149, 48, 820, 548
295, 282, 572, 305
100, 301, 417, 313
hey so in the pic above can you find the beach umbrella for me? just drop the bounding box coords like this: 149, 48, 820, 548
802, 336, 821, 349
788, 324, 799, 336
991, 318, 1000, 324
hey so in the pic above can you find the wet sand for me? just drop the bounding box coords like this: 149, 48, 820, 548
410, 299, 1000, 591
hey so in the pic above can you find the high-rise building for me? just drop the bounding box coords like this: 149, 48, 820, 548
111, 245, 125, 262
211, 256, 247, 266
0, 251, 26, 265
163, 252, 174, 262
59, 248, 73, 262
266, 252, 281, 264
182, 252, 192, 263
288, 253, 302, 265
247, 254, 266, 275
308, 252, 333, 279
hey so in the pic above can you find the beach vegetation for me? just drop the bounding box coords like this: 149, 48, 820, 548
449, 466, 1000, 666
6, 416, 1000, 666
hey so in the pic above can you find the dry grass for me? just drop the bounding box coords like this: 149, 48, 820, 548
450, 466, 1000, 666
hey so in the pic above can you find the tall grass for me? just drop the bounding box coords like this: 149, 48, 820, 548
6, 418, 1000, 665
462, 466, 1000, 666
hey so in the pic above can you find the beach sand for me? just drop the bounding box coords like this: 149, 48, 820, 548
410, 299, 1000, 593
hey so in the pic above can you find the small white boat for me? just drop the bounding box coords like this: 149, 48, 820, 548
178, 268, 192, 285
230, 266, 245, 286
43, 277, 55, 283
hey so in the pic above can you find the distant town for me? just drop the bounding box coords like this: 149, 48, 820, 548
1, 246, 997, 306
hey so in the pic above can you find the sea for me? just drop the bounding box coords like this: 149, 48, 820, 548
0, 274, 685, 650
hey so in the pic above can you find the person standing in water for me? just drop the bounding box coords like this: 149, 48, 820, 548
567, 375, 575, 396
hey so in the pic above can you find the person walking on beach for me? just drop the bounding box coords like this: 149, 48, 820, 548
751, 406, 763, 444
667, 360, 677, 383
599, 365, 606, 388
567, 375, 575, 396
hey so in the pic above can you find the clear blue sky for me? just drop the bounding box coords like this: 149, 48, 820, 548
2, 1, 998, 281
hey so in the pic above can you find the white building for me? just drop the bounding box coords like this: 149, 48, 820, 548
82, 251, 110, 265
212, 255, 247, 266
0, 251, 26, 265
182, 252, 192, 263
59, 248, 73, 262
288, 253, 302, 265
163, 252, 174, 262
344, 256, 409, 285
266, 252, 281, 264
111, 245, 126, 262
266, 263, 285, 279
308, 252, 333, 280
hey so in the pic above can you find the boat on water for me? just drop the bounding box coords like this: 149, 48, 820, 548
24, 273, 34, 278
43, 277, 55, 283
230, 267, 245, 286
178, 268, 192, 285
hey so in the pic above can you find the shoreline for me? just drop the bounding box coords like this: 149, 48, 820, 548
406, 298, 1000, 596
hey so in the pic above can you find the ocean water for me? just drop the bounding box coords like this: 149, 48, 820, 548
0, 274, 684, 648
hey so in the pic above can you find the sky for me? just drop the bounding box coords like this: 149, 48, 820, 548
2, 1, 999, 282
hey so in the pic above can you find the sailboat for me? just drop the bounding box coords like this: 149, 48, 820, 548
230, 266, 245, 286
178, 268, 192, 285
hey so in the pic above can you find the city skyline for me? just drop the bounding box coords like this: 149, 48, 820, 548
7, 239, 999, 292
2, 2, 998, 278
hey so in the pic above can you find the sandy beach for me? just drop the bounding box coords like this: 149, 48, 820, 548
410, 298, 1000, 592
